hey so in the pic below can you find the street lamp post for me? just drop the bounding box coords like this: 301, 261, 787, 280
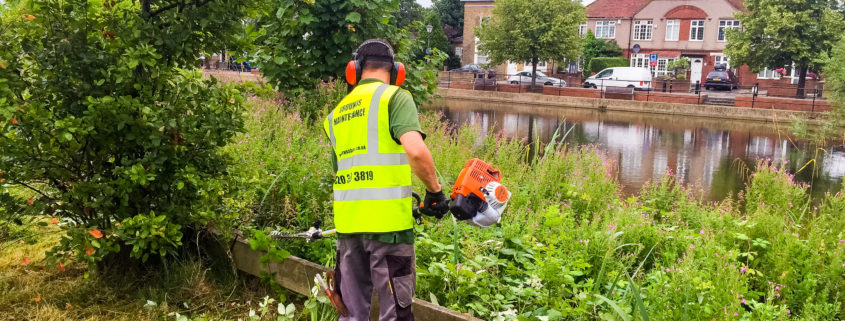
426, 24, 433, 55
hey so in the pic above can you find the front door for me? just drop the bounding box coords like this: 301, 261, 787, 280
690, 58, 703, 84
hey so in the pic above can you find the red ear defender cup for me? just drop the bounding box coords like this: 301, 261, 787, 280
345, 60, 360, 86
392, 62, 406, 86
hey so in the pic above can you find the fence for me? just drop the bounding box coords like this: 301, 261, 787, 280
437, 71, 831, 113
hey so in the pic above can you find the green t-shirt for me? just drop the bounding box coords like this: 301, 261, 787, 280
330, 78, 425, 244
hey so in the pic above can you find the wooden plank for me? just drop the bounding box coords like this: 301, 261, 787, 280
230, 235, 482, 321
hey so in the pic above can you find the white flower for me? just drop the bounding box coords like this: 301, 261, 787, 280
526, 275, 543, 290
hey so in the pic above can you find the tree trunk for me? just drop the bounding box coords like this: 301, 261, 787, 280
531, 58, 538, 88
796, 64, 808, 99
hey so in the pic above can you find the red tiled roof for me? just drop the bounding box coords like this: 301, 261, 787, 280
586, 0, 652, 18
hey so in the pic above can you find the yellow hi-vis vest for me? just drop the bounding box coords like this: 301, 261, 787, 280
323, 82, 413, 233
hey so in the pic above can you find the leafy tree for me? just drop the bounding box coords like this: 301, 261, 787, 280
794, 36, 845, 141
412, 11, 451, 67
250, 0, 398, 91
393, 0, 425, 29
475, 0, 585, 86
582, 30, 623, 77
0, 0, 261, 267
433, 0, 463, 37
724, 0, 845, 98
252, 0, 445, 109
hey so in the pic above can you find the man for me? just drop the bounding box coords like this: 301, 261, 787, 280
323, 39, 450, 321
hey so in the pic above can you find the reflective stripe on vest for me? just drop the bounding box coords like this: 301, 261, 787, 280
323, 82, 413, 233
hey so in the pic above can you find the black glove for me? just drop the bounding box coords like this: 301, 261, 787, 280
420, 190, 450, 219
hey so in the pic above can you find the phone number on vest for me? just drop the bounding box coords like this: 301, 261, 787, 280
334, 171, 375, 185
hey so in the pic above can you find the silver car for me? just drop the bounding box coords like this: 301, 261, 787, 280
507, 70, 566, 87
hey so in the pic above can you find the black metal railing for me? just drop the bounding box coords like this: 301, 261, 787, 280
437, 71, 829, 112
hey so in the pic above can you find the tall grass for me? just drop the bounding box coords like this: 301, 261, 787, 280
227, 89, 844, 320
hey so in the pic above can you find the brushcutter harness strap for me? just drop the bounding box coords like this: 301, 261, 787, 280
324, 82, 414, 233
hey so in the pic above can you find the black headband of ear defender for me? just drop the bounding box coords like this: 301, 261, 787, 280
346, 39, 405, 86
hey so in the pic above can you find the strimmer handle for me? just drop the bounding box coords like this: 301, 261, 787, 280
411, 191, 422, 225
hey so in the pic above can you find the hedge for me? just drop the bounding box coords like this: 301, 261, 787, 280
588, 57, 629, 74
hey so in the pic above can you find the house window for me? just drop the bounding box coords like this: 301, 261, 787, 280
656, 58, 675, 77
595, 20, 616, 39
718, 20, 740, 41
578, 24, 588, 36
633, 20, 653, 41
455, 47, 462, 57
523, 60, 547, 70
630, 54, 649, 69
757, 67, 782, 79
690, 20, 705, 41
474, 38, 488, 65
665, 19, 680, 41
713, 54, 730, 69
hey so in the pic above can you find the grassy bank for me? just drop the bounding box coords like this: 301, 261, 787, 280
0, 223, 276, 320
231, 87, 845, 321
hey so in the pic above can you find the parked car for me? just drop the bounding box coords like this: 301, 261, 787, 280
449, 64, 496, 79
507, 70, 566, 87
583, 67, 652, 90
704, 64, 738, 90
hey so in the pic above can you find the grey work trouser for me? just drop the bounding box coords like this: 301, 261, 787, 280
335, 238, 415, 321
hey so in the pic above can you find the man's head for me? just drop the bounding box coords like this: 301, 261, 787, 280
345, 39, 406, 86
355, 39, 395, 73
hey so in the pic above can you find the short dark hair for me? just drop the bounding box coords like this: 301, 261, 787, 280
356, 39, 395, 72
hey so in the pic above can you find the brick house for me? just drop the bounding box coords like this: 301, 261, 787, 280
461, 0, 820, 90
584, 0, 758, 85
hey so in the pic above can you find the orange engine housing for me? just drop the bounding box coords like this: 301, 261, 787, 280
451, 158, 502, 201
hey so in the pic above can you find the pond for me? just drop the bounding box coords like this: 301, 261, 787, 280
431, 99, 844, 201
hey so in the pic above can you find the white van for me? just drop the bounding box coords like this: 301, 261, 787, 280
583, 67, 653, 90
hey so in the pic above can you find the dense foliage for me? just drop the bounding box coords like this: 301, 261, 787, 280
250, 0, 398, 91
393, 0, 425, 29
588, 57, 630, 75
250, 0, 445, 110
795, 36, 845, 142
230, 83, 844, 320
475, 0, 585, 86
724, 0, 845, 98
582, 30, 623, 77
0, 0, 261, 265
433, 0, 464, 37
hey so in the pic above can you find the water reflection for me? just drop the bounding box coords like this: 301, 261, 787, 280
433, 101, 844, 201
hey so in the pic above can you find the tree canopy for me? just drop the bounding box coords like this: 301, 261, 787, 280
250, 0, 398, 91
475, 0, 585, 85
433, 0, 463, 37
724, 0, 845, 98
393, 0, 425, 29
252, 0, 445, 108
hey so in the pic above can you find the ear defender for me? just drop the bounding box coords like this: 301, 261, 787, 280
391, 62, 406, 86
347, 40, 405, 87
345, 60, 361, 86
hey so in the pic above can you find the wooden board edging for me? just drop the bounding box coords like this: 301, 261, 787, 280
230, 234, 483, 321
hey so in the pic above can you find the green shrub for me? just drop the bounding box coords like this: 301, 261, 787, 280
0, 0, 262, 266
588, 57, 629, 75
